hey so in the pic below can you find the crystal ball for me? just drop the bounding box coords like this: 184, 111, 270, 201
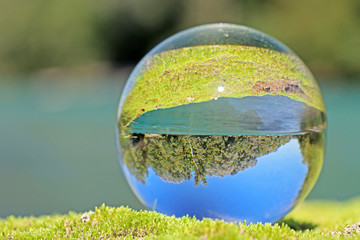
116, 23, 326, 223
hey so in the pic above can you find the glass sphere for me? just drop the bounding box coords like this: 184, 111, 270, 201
116, 23, 326, 223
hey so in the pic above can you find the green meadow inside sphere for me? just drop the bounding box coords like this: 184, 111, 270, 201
116, 23, 326, 223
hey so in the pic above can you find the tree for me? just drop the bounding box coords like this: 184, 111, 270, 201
121, 134, 293, 185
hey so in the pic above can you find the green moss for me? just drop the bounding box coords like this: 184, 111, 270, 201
2, 198, 360, 239
120, 45, 325, 130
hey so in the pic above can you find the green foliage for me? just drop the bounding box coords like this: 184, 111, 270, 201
0, 0, 103, 72
1, 0, 359, 77
244, 0, 360, 77
123, 134, 292, 185
121, 131, 325, 189
0, 0, 182, 73
97, 0, 183, 63
2, 199, 360, 239
120, 45, 324, 128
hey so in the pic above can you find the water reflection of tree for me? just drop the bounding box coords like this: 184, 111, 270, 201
122, 134, 292, 185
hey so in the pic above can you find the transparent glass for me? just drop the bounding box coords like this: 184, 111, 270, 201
116, 23, 326, 223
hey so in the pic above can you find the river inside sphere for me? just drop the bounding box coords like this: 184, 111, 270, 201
116, 23, 326, 223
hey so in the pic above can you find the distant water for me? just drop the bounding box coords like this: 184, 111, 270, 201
131, 95, 325, 136
0, 77, 359, 217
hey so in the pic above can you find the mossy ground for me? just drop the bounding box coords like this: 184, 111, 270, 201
120, 45, 325, 131
2, 198, 360, 239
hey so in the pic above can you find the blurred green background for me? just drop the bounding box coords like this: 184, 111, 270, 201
1, 0, 359, 217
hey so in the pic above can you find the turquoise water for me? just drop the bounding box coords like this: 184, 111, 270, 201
131, 95, 324, 135
0, 75, 359, 217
